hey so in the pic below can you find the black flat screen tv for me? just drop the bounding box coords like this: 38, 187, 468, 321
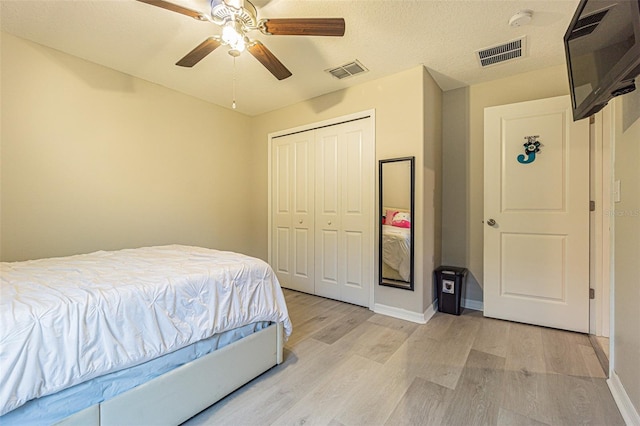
564, 0, 640, 121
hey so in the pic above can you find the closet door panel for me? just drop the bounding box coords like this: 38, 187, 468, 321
274, 143, 291, 217
275, 227, 290, 275
272, 141, 292, 288
315, 120, 373, 306
317, 230, 339, 299
317, 135, 340, 216
291, 134, 315, 293
339, 124, 373, 306
345, 231, 364, 287
315, 133, 341, 300
292, 138, 314, 292
344, 130, 364, 215
294, 141, 312, 215
271, 131, 314, 294
294, 228, 311, 281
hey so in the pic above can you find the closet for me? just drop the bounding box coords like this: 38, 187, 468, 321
270, 117, 374, 307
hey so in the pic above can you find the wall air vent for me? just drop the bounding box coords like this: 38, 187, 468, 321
326, 60, 368, 79
476, 37, 527, 68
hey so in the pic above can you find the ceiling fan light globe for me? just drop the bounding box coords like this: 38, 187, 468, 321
222, 23, 242, 45
235, 38, 246, 52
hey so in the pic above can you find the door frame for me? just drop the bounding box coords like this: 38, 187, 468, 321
589, 106, 613, 337
267, 109, 377, 309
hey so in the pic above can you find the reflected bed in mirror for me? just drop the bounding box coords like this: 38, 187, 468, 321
379, 157, 415, 290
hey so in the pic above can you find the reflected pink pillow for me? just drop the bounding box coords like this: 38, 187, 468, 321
391, 211, 411, 228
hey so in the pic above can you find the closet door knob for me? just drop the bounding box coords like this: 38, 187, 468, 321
328, 221, 332, 225
299, 220, 303, 224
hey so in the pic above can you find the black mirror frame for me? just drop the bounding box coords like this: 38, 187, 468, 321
378, 156, 415, 291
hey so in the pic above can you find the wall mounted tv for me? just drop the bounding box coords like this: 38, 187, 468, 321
564, 0, 640, 121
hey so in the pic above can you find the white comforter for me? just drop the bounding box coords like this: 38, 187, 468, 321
0, 245, 292, 416
382, 225, 411, 281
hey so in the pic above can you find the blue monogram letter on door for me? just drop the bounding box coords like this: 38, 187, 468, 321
517, 135, 542, 164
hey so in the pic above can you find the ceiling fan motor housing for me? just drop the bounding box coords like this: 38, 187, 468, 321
210, 0, 257, 28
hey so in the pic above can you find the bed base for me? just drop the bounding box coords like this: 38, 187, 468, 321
55, 322, 284, 426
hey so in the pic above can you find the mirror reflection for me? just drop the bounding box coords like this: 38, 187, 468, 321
379, 157, 415, 290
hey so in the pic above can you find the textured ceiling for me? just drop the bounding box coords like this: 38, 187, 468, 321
1, 0, 581, 116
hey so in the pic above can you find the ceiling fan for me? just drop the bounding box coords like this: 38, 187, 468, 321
137, 0, 346, 80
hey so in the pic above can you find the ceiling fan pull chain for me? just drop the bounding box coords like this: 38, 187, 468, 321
232, 56, 237, 109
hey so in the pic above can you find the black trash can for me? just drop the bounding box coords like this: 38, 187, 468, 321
434, 266, 467, 315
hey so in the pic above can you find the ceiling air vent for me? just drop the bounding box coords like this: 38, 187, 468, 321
326, 60, 368, 80
476, 37, 526, 68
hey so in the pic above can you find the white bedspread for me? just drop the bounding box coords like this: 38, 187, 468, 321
382, 225, 411, 281
0, 245, 292, 416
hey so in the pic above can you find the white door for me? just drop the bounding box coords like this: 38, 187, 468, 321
315, 119, 373, 306
271, 130, 315, 294
484, 95, 590, 333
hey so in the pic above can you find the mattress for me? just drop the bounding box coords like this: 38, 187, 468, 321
0, 321, 270, 425
381, 224, 411, 281
0, 245, 292, 417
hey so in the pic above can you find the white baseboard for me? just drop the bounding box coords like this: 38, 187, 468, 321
424, 299, 437, 323
608, 370, 640, 426
374, 300, 437, 324
462, 298, 484, 311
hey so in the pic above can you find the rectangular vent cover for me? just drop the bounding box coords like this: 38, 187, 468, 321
476, 37, 526, 67
326, 60, 368, 79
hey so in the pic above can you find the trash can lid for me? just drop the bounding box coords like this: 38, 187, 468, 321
435, 266, 468, 276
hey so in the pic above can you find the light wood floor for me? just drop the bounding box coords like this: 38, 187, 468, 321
184, 290, 624, 426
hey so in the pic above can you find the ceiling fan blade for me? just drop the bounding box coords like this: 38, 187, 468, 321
261, 18, 345, 36
176, 38, 222, 67
248, 41, 292, 80
137, 0, 209, 21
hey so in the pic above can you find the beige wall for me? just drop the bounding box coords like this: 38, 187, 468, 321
250, 65, 442, 314
423, 67, 442, 306
0, 32, 255, 261
441, 86, 484, 303
1, 32, 442, 315
612, 93, 640, 413
442, 87, 470, 267
381, 161, 411, 210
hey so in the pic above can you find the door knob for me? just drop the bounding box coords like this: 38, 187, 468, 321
487, 218, 496, 226
299, 220, 303, 224
328, 221, 332, 225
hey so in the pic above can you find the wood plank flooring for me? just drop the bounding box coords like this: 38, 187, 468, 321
183, 290, 624, 426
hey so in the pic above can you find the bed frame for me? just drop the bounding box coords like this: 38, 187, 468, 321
55, 322, 284, 426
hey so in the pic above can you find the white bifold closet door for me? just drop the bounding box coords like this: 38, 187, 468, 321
271, 118, 373, 307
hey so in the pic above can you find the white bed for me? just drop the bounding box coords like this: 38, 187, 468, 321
381, 224, 411, 282
0, 245, 292, 425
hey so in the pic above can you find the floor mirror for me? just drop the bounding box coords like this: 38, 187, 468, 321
379, 156, 415, 290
